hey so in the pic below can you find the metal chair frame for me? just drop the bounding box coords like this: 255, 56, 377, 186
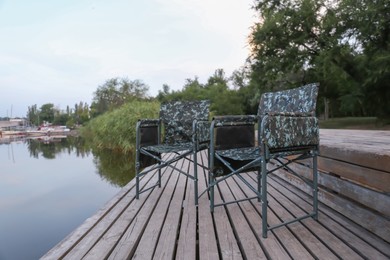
207, 83, 320, 238
135, 100, 210, 205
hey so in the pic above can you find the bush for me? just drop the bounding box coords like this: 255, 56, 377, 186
81, 100, 159, 152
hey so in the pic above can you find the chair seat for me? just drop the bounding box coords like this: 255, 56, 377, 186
136, 100, 211, 206
143, 142, 194, 154
217, 147, 261, 161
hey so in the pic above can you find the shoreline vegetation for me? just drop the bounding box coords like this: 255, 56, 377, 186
2, 114, 388, 149
80, 100, 389, 154
80, 100, 159, 153
319, 117, 390, 130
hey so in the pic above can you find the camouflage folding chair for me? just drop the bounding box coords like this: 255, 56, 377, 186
208, 83, 319, 238
135, 100, 210, 205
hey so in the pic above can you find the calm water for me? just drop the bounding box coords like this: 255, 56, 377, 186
0, 137, 134, 260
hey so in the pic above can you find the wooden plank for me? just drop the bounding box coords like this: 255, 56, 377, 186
203, 164, 243, 259
270, 170, 390, 243
319, 129, 390, 156
153, 160, 190, 259
197, 151, 220, 260
281, 155, 390, 194
266, 177, 365, 259
212, 193, 244, 259
273, 166, 390, 243
218, 177, 267, 259
107, 161, 180, 259
68, 154, 175, 259
131, 160, 185, 260
319, 130, 390, 173
269, 176, 390, 258
307, 197, 390, 257
277, 158, 390, 216
318, 157, 390, 193
81, 181, 155, 259
320, 146, 390, 174
224, 174, 291, 259
40, 167, 157, 260
175, 156, 197, 260
239, 173, 331, 259
317, 167, 390, 216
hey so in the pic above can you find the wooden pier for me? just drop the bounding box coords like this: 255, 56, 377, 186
42, 130, 390, 259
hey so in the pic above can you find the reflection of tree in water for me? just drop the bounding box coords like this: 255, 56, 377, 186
26, 136, 91, 159
25, 136, 135, 187
91, 148, 135, 188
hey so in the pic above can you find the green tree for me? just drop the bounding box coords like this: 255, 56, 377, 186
27, 104, 39, 126
249, 0, 389, 119
156, 84, 171, 101
90, 77, 150, 117
157, 69, 245, 115
53, 112, 70, 125
39, 103, 55, 123
205, 69, 244, 115
73, 101, 90, 125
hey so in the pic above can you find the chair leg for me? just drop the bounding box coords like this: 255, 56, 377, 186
210, 175, 215, 213
313, 154, 318, 220
135, 151, 140, 199
158, 163, 161, 188
257, 169, 261, 202
261, 160, 268, 238
136, 168, 140, 199
194, 153, 199, 205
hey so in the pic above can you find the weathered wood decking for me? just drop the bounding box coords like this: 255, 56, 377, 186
42, 130, 390, 259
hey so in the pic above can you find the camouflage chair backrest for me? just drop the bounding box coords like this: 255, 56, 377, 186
258, 83, 320, 151
258, 83, 319, 117
160, 100, 210, 144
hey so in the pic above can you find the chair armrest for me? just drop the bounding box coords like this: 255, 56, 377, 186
212, 115, 257, 126
265, 111, 315, 117
193, 120, 210, 143
260, 114, 319, 150
137, 119, 161, 127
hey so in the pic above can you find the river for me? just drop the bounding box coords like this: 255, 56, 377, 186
0, 136, 134, 260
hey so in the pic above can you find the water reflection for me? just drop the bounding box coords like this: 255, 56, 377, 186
3, 136, 135, 187
26, 136, 91, 160
33, 136, 134, 187
0, 136, 135, 259
91, 148, 135, 187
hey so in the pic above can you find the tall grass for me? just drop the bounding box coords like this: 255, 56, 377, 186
81, 100, 160, 153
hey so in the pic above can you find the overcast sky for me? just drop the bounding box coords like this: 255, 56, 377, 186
0, 0, 256, 118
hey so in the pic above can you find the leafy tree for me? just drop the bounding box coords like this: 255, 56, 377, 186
73, 101, 90, 125
53, 113, 70, 125
90, 77, 150, 117
39, 103, 55, 124
249, 0, 390, 119
157, 69, 245, 115
205, 69, 244, 115
156, 84, 171, 101
27, 104, 39, 126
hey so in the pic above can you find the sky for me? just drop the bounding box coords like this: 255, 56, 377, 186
0, 0, 256, 118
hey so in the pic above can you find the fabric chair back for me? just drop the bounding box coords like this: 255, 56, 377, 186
258, 83, 319, 116
160, 100, 210, 144
259, 83, 320, 152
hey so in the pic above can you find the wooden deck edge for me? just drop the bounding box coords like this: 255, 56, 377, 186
273, 167, 390, 243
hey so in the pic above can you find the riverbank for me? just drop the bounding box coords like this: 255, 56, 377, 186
0, 129, 79, 143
